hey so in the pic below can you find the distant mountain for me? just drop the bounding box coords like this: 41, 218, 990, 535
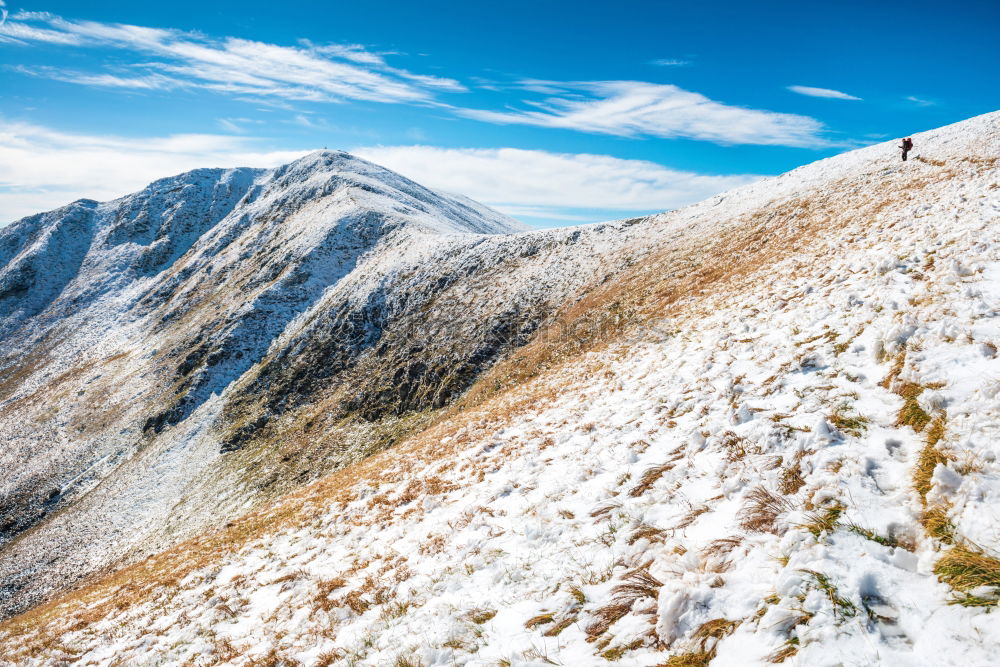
1, 113, 998, 666
0, 148, 627, 619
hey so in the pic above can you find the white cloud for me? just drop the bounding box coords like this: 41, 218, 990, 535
787, 85, 861, 101
649, 58, 690, 67
352, 145, 763, 222
454, 81, 830, 147
0, 120, 306, 223
0, 120, 766, 227
906, 95, 935, 107
0, 13, 463, 104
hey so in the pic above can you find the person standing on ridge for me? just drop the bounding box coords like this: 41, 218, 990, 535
900, 137, 913, 161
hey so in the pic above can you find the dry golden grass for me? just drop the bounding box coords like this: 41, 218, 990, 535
778, 460, 805, 495
657, 653, 714, 667
920, 505, 957, 544
628, 523, 667, 545
913, 415, 950, 501
524, 612, 555, 630
611, 568, 664, 605
738, 487, 793, 534
628, 462, 677, 497
799, 503, 843, 539
702, 536, 743, 561
720, 431, 761, 462
466, 608, 497, 624
766, 640, 799, 663
934, 545, 1000, 596
584, 601, 631, 640
675, 505, 710, 531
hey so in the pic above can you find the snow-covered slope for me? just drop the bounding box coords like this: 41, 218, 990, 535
1, 112, 998, 666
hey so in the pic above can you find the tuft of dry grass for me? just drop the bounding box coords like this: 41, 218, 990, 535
585, 602, 632, 639
655, 618, 738, 667
934, 545, 1000, 606
590, 501, 623, 521
542, 615, 577, 637
920, 506, 956, 543
585, 567, 664, 641
675, 505, 710, 530
629, 462, 676, 497
828, 409, 868, 438
611, 568, 664, 605
657, 652, 714, 666
720, 431, 760, 462
692, 617, 739, 649
766, 638, 799, 663
393, 657, 425, 667
738, 487, 793, 534
799, 503, 843, 539
913, 415, 950, 501
895, 384, 932, 432
778, 460, 805, 495
466, 608, 497, 624
524, 612, 555, 629
702, 536, 743, 560
628, 523, 667, 545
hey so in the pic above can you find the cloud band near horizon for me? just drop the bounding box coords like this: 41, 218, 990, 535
0, 120, 763, 227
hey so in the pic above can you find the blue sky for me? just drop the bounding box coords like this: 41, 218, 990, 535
1, 0, 997, 226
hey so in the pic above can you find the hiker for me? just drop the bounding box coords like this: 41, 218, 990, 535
900, 137, 913, 161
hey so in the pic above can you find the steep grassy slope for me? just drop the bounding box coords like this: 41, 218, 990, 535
1, 112, 996, 665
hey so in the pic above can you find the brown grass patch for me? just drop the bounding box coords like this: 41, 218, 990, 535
524, 612, 555, 629
629, 461, 677, 497
738, 487, 793, 534
913, 415, 950, 501
934, 545, 1000, 606
611, 568, 663, 605
466, 608, 497, 624
778, 460, 805, 495
628, 523, 667, 545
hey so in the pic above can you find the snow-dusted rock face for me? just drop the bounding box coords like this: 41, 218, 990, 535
1, 112, 999, 665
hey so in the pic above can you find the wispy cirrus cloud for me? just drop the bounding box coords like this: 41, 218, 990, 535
0, 119, 306, 223
352, 145, 763, 224
1, 13, 833, 149
0, 11, 463, 104
649, 58, 691, 67
906, 95, 935, 107
787, 85, 861, 101
454, 81, 830, 147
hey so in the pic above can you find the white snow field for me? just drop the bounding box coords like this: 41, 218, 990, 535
0, 111, 998, 666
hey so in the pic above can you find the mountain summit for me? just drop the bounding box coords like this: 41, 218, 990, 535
1, 113, 999, 665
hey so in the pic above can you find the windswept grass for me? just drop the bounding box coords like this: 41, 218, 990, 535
738, 487, 793, 534
934, 545, 1000, 607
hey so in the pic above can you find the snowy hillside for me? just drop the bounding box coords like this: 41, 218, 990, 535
0, 112, 998, 666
